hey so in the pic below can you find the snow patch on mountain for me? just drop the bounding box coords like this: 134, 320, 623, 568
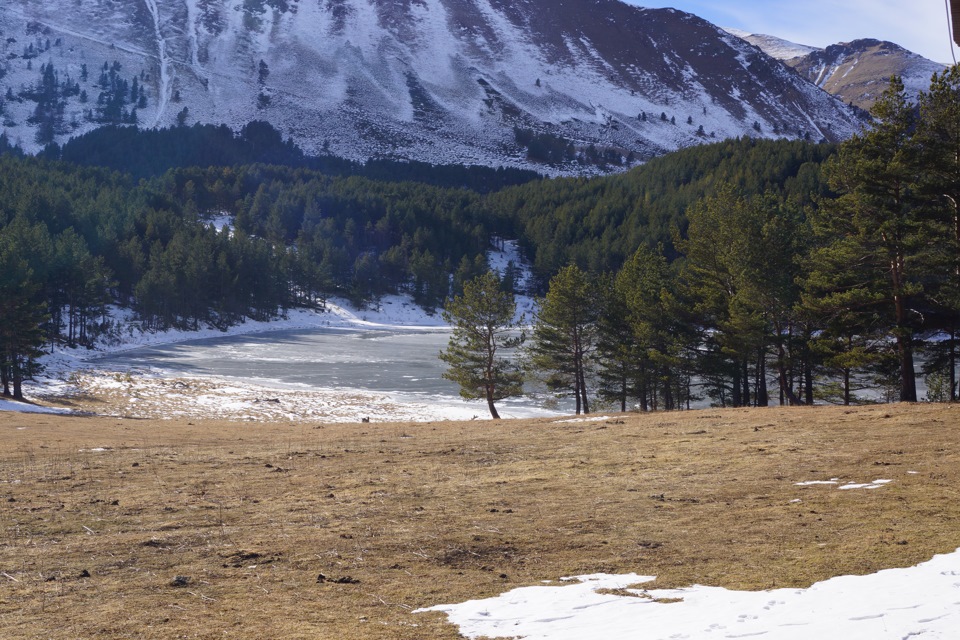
725, 28, 819, 61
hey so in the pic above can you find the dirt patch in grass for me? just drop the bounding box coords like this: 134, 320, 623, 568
1, 403, 958, 639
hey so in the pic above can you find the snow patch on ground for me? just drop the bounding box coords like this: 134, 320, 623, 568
795, 478, 893, 490
417, 548, 960, 639
0, 399, 72, 414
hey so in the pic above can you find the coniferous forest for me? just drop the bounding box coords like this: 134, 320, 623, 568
2, 68, 958, 407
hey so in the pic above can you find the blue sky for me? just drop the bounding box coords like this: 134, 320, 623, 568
621, 0, 956, 65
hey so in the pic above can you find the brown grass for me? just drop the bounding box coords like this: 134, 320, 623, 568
1, 403, 958, 639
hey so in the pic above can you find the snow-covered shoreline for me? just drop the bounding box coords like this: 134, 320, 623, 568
4, 240, 543, 420
10, 257, 540, 422
8, 295, 450, 420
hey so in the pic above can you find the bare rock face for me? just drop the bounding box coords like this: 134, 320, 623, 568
0, 0, 865, 172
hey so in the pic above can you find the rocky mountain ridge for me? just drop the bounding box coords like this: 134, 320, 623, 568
1, 0, 865, 173
726, 30, 946, 112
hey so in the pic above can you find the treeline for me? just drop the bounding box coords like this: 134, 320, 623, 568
40, 121, 541, 191
526, 71, 960, 409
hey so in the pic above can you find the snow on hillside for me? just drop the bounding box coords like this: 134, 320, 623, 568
418, 547, 960, 639
725, 28, 819, 61
0, 0, 864, 172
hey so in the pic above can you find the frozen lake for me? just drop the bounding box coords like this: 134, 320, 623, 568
93, 327, 558, 419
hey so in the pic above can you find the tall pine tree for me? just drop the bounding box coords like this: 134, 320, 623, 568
439, 272, 524, 419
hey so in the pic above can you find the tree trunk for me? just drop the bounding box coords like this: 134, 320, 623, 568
662, 367, 673, 411
756, 347, 768, 407
742, 358, 750, 407
12, 355, 24, 400
843, 367, 851, 406
776, 343, 804, 406
897, 333, 918, 402
732, 364, 742, 407
486, 386, 500, 420
950, 327, 958, 402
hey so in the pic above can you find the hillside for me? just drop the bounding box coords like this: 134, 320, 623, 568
1, 403, 957, 638
0, 0, 863, 172
789, 39, 946, 112
725, 30, 946, 112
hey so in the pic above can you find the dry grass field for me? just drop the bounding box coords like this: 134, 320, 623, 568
1, 403, 958, 639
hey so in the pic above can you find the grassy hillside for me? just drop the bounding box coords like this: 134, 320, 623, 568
1, 404, 957, 639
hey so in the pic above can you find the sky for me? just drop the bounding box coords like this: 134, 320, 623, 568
622, 0, 957, 65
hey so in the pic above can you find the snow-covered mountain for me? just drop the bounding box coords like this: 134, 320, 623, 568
0, 0, 865, 172
724, 28, 818, 61
725, 30, 945, 112
787, 39, 946, 112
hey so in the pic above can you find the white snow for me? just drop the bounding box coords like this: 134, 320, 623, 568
417, 548, 960, 639
725, 28, 820, 61
839, 479, 892, 490
795, 478, 893, 490
143, 0, 172, 126
0, 398, 72, 414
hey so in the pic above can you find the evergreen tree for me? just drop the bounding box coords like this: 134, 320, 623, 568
917, 65, 960, 400
439, 272, 524, 419
527, 264, 599, 414
617, 245, 691, 410
810, 76, 936, 402
0, 217, 50, 399
595, 272, 641, 411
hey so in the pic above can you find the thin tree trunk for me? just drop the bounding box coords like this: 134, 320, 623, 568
843, 367, 851, 406
756, 346, 768, 407
732, 364, 742, 407
579, 364, 590, 415
950, 326, 958, 402
486, 386, 500, 420
742, 358, 750, 407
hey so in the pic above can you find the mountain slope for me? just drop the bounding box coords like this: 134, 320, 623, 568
725, 30, 945, 112
787, 39, 945, 111
0, 0, 864, 173
724, 29, 818, 61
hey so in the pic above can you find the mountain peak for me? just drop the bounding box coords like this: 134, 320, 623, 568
724, 28, 820, 61
787, 38, 945, 111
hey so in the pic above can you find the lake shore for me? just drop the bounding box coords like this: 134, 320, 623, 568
11, 293, 543, 422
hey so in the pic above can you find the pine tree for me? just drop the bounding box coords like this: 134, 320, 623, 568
617, 245, 690, 410
527, 264, 599, 414
917, 65, 960, 400
595, 272, 640, 412
439, 272, 524, 419
0, 217, 51, 399
811, 76, 934, 402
